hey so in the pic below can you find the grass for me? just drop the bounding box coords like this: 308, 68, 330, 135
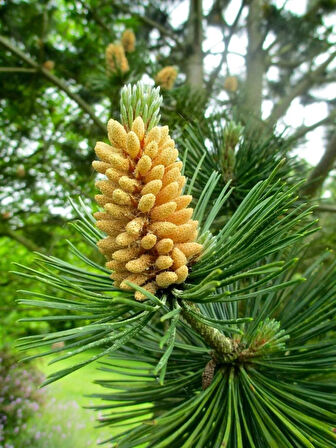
19, 350, 149, 448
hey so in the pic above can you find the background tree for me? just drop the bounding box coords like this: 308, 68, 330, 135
1, 0, 336, 254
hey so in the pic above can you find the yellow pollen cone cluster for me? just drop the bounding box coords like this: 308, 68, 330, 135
224, 76, 238, 92
105, 43, 129, 74
93, 118, 203, 300
121, 29, 136, 53
43, 60, 55, 71
155, 66, 178, 90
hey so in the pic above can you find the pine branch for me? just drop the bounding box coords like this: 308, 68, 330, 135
111, 2, 182, 48
267, 50, 336, 127
0, 35, 106, 132
14, 80, 336, 446
181, 302, 233, 359
301, 132, 336, 197
288, 108, 336, 142
0, 67, 37, 73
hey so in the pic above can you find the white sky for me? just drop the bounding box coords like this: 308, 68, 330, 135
169, 0, 334, 166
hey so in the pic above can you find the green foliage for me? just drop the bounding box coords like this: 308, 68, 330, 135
12, 82, 336, 446
13, 351, 113, 448
15, 163, 315, 384
90, 253, 336, 447
179, 120, 307, 212
0, 228, 102, 342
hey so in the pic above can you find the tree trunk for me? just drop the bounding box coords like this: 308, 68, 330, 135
243, 0, 265, 124
185, 0, 204, 88
302, 133, 336, 197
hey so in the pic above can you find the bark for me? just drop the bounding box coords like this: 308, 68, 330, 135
185, 0, 204, 88
243, 0, 265, 123
302, 133, 336, 197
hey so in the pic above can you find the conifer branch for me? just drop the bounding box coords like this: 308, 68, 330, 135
0, 67, 37, 73
111, 3, 182, 48
288, 108, 336, 143
181, 302, 233, 359
267, 50, 336, 127
0, 35, 106, 132
301, 132, 336, 197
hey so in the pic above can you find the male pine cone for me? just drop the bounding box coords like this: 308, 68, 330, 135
121, 29, 136, 53
155, 66, 178, 90
105, 43, 129, 74
92, 118, 203, 301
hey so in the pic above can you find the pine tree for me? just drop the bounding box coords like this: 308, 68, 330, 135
16, 82, 336, 447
